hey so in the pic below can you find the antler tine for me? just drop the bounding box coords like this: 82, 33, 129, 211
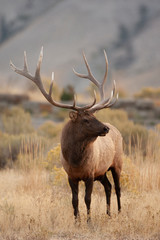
72, 90, 96, 111
49, 72, 54, 97
10, 52, 34, 82
10, 60, 17, 72
88, 80, 118, 112
73, 51, 100, 88
35, 46, 43, 79
101, 80, 118, 108
100, 50, 108, 99
88, 91, 112, 112
82, 52, 100, 87
72, 50, 118, 113
73, 51, 110, 102
82, 90, 97, 110
105, 92, 119, 108
102, 50, 108, 85
112, 80, 116, 98
23, 51, 28, 72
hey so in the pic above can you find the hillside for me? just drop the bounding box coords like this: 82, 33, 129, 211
0, 0, 160, 96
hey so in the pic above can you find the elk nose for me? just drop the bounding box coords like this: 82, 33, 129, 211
104, 126, 109, 133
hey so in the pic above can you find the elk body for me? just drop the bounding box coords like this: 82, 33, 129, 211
10, 47, 123, 221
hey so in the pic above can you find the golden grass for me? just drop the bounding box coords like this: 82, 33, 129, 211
0, 158, 160, 240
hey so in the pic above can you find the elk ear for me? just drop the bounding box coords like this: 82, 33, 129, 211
69, 111, 78, 122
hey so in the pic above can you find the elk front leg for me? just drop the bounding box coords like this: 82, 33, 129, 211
68, 178, 80, 221
84, 178, 93, 222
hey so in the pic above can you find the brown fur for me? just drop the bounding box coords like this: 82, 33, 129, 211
61, 111, 123, 221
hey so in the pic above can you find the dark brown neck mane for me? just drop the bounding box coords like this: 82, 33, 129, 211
61, 120, 96, 167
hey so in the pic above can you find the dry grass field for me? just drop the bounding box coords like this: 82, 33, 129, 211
0, 108, 160, 240
0, 169, 160, 240
0, 147, 160, 240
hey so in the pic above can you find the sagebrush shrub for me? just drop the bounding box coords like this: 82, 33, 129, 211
96, 108, 148, 153
0, 132, 23, 168
37, 121, 62, 139
2, 106, 34, 135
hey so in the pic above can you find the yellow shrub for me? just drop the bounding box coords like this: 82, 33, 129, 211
44, 144, 61, 170
52, 165, 67, 186
44, 144, 67, 186
106, 155, 140, 193
134, 87, 160, 99
120, 155, 140, 193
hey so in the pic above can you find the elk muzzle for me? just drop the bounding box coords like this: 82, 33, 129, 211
99, 125, 110, 136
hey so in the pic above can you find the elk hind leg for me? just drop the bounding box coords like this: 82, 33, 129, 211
100, 174, 112, 216
111, 167, 121, 213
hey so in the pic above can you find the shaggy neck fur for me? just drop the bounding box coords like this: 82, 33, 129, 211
61, 121, 96, 167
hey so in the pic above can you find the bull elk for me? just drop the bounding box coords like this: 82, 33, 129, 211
10, 47, 123, 222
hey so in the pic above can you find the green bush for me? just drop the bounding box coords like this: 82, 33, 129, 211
60, 85, 74, 101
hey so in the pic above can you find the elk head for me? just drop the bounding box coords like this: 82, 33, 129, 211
10, 47, 118, 132
69, 110, 109, 140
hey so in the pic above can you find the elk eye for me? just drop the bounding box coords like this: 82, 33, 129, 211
83, 119, 89, 124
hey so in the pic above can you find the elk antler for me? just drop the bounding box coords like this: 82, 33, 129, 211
73, 50, 118, 112
10, 47, 96, 111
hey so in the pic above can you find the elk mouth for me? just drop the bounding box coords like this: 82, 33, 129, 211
99, 126, 109, 136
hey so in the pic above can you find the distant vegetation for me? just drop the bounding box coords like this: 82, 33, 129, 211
2, 107, 34, 135
60, 85, 74, 102
134, 87, 160, 99
0, 105, 159, 169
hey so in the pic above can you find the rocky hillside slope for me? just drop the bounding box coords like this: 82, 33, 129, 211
0, 0, 160, 95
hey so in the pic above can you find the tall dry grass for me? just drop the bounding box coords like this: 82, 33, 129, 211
0, 170, 159, 240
